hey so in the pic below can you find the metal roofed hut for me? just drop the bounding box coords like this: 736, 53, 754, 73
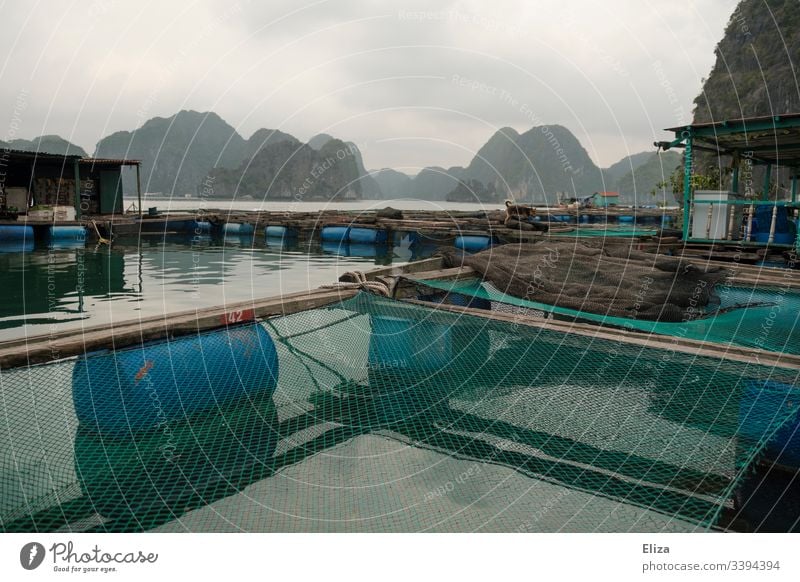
657, 113, 800, 251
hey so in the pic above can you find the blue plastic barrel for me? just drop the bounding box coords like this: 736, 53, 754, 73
349, 227, 388, 244
321, 225, 350, 242
455, 235, 492, 253
0, 225, 33, 241
72, 323, 280, 436
579, 215, 590, 224
661, 216, 674, 228
193, 220, 211, 234
618, 215, 635, 224
222, 223, 255, 236
265, 225, 298, 238
739, 380, 800, 469
368, 316, 452, 373
48, 226, 86, 240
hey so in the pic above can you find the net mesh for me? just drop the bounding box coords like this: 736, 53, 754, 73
440, 242, 734, 323
1, 292, 798, 533
413, 277, 800, 355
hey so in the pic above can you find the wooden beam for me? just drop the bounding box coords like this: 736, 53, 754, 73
402, 299, 800, 371
0, 288, 357, 369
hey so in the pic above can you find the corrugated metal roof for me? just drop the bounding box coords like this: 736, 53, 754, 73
0, 148, 82, 160
79, 158, 141, 166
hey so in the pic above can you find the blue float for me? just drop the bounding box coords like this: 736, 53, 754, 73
193, 220, 211, 234
47, 226, 87, 241
739, 380, 800, 468
349, 227, 388, 244
265, 225, 298, 238
455, 235, 492, 253
0, 225, 33, 241
222, 223, 255, 236
618, 215, 635, 224
72, 323, 280, 436
321, 225, 350, 242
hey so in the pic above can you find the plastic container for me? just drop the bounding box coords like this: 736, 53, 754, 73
222, 223, 255, 236
193, 221, 211, 234
72, 323, 280, 436
47, 226, 86, 240
0, 225, 33, 241
349, 227, 388, 244
265, 225, 298, 238
455, 235, 492, 253
321, 225, 351, 242
618, 215, 635, 224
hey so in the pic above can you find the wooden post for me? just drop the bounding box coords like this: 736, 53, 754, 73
682, 133, 693, 241
727, 203, 735, 240
768, 204, 778, 244
73, 159, 81, 219
135, 163, 143, 218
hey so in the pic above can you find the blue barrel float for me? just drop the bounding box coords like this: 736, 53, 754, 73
222, 222, 255, 236
72, 322, 280, 436
47, 226, 87, 249
455, 235, 493, 253
618, 215, 635, 224
321, 225, 350, 242
0, 225, 33, 241
349, 227, 388, 245
265, 225, 298, 239
193, 220, 211, 234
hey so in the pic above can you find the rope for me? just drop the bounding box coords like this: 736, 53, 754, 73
321, 271, 391, 297
90, 220, 111, 245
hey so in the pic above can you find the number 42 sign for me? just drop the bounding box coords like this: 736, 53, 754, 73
220, 308, 255, 325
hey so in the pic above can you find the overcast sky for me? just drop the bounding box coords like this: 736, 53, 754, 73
0, 0, 739, 172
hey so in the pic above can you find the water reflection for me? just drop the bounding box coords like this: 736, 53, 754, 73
0, 235, 437, 340
75, 391, 278, 530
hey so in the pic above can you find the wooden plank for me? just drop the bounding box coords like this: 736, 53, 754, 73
402, 299, 800, 371
0, 288, 357, 369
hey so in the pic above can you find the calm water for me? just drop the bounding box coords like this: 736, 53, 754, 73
0, 233, 435, 341
128, 198, 506, 213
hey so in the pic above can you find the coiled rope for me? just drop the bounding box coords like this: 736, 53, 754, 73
321, 271, 391, 297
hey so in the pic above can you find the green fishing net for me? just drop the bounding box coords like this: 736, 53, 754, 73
0, 292, 797, 533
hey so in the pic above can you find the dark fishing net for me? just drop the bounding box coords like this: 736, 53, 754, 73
440, 242, 729, 322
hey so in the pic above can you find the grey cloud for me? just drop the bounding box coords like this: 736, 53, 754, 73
1, 0, 739, 170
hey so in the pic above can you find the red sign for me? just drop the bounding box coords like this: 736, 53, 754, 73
220, 308, 255, 325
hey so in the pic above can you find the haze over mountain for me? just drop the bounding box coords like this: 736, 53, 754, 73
5, 110, 677, 204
